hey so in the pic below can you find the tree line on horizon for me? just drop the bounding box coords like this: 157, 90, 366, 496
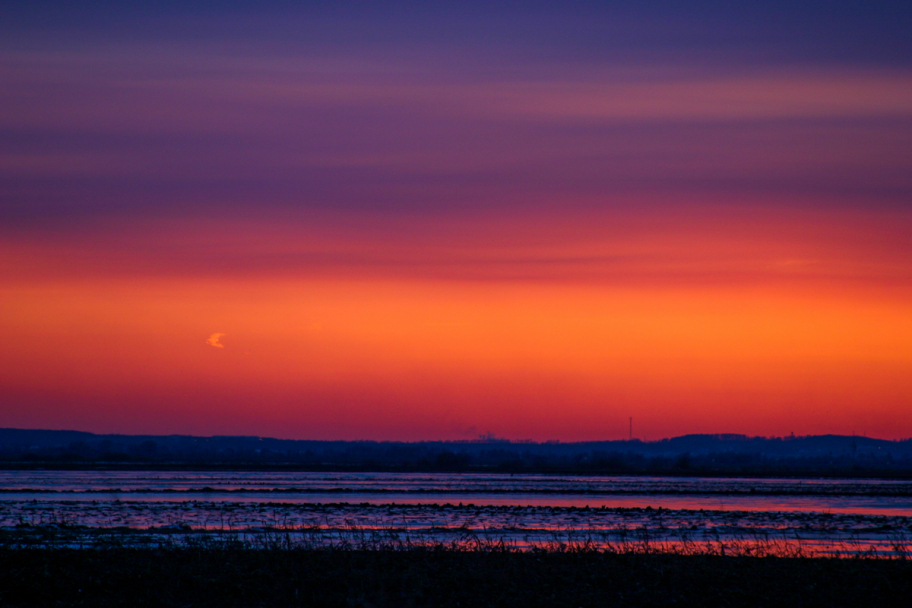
1, 428, 911, 477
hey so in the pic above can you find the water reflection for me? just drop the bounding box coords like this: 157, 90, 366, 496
2, 471, 911, 556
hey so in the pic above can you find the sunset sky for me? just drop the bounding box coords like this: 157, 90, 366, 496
2, 1, 912, 440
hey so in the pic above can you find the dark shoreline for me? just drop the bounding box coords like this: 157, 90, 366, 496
5, 428, 912, 479
5, 486, 912, 497
2, 548, 911, 607
5, 463, 912, 482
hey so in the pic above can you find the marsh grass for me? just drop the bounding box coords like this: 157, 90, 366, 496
2, 543, 912, 607
2, 522, 910, 560
2, 523, 912, 607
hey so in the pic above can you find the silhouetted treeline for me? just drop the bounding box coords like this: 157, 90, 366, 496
2, 429, 912, 477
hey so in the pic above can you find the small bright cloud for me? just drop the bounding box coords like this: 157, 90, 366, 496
206, 333, 226, 348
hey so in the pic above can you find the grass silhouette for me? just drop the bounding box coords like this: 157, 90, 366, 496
2, 544, 912, 607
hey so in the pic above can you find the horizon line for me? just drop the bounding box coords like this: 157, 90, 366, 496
0, 428, 904, 444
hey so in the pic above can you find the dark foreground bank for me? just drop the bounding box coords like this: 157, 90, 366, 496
1, 549, 911, 607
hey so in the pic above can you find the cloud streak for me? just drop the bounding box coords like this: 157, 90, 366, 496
2, 2, 912, 439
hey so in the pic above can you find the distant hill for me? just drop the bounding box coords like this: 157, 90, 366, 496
1, 428, 911, 477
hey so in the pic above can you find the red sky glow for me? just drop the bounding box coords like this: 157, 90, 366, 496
2, 2, 912, 440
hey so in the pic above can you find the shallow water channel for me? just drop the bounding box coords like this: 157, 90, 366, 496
2, 471, 911, 556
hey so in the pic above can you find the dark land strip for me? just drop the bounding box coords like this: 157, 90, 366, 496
4, 429, 912, 479
4, 486, 912, 496
1, 548, 911, 607
6, 461, 912, 480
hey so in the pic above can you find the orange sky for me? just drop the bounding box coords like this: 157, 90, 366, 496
3, 204, 912, 440
4, 3, 912, 440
